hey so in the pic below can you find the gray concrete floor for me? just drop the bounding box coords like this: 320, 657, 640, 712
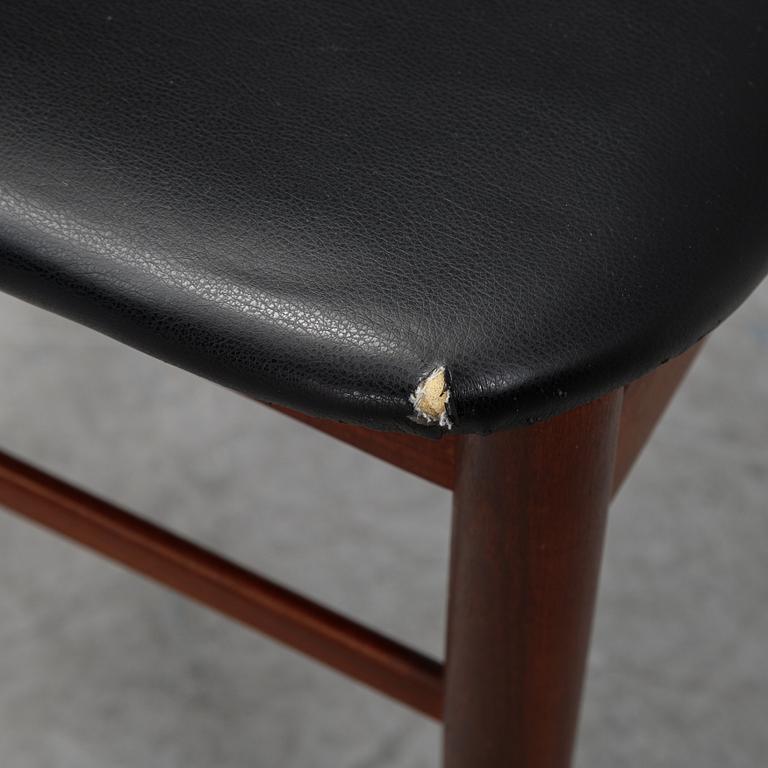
0, 284, 765, 768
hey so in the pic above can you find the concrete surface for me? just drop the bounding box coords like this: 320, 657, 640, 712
0, 283, 765, 767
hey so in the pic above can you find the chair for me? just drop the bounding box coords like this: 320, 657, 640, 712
1, 1, 766, 765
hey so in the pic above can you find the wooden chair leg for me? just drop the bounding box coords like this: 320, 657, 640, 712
443, 391, 623, 767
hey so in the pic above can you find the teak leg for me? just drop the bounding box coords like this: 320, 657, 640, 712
443, 392, 623, 767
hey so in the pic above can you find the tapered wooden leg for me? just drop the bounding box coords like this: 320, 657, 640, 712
443, 392, 623, 767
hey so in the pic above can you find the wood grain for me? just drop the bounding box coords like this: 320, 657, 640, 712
443, 392, 623, 767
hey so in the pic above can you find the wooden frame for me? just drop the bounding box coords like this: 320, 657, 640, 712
0, 342, 702, 766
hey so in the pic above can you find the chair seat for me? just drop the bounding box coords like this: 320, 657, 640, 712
1, 0, 767, 434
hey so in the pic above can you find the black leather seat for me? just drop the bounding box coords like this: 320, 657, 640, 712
1, 0, 767, 434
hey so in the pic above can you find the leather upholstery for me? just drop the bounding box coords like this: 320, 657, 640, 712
1, 0, 767, 434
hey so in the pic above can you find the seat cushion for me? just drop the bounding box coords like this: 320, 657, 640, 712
1, 0, 767, 434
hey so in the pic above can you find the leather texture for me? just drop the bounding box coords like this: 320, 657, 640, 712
1, 0, 767, 434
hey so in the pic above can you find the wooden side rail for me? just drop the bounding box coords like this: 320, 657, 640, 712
613, 342, 702, 492
268, 403, 458, 489
0, 450, 444, 719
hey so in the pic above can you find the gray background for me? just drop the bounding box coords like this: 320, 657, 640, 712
0, 283, 765, 768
